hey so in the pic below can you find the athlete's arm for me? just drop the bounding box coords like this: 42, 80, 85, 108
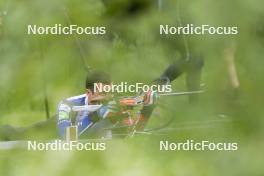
57, 101, 72, 138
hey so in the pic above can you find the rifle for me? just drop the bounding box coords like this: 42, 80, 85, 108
65, 90, 204, 141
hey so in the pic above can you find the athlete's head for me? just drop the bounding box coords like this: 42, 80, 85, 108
86, 70, 111, 91
85, 70, 111, 103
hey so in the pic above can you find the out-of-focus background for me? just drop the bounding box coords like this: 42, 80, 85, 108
0, 0, 263, 175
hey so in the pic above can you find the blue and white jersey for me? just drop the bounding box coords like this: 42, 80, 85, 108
57, 94, 114, 139
57, 94, 92, 138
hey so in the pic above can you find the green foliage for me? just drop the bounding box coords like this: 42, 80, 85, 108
0, 0, 263, 175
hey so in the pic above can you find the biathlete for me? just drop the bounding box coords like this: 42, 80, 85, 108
57, 70, 158, 139
57, 56, 203, 139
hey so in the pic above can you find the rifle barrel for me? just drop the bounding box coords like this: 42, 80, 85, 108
159, 90, 204, 96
